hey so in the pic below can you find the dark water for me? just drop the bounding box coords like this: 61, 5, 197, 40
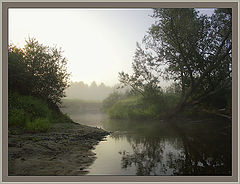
61, 102, 232, 176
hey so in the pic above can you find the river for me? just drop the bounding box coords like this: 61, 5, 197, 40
61, 101, 232, 176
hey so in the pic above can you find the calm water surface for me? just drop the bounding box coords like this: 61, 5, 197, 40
61, 103, 232, 176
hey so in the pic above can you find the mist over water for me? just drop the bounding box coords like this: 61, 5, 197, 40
61, 100, 232, 176
8, 7, 232, 177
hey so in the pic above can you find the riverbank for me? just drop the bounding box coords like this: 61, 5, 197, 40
8, 121, 109, 176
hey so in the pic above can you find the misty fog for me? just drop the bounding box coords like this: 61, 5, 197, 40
64, 81, 125, 101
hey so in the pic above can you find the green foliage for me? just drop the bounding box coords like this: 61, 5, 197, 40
8, 108, 28, 127
202, 89, 231, 109
9, 92, 52, 121
8, 46, 33, 95
25, 118, 50, 133
106, 93, 180, 120
8, 93, 53, 132
102, 87, 181, 120
118, 8, 232, 116
50, 111, 73, 124
8, 38, 70, 107
8, 92, 75, 133
8, 39, 75, 133
101, 91, 125, 112
107, 96, 153, 120
162, 93, 181, 112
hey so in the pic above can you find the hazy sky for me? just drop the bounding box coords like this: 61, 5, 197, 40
9, 8, 214, 87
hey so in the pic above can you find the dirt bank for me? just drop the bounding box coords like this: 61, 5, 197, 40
8, 121, 109, 176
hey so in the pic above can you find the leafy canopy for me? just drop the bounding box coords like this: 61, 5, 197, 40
9, 38, 70, 106
119, 8, 232, 115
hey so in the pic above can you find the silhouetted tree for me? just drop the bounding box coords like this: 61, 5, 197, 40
119, 8, 232, 117
8, 38, 70, 107
8, 45, 34, 95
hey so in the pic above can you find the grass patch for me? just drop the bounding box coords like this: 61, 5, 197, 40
25, 118, 51, 133
8, 92, 73, 133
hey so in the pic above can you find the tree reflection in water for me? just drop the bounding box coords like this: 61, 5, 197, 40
120, 137, 164, 175
108, 119, 231, 176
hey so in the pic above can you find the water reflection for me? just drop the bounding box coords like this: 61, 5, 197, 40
62, 103, 231, 175
119, 136, 184, 175
93, 118, 231, 176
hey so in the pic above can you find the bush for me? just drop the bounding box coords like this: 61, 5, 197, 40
101, 91, 125, 112
25, 118, 50, 133
105, 90, 181, 120
107, 96, 159, 120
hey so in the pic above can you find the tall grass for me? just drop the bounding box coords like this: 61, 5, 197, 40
8, 92, 72, 133
25, 118, 51, 133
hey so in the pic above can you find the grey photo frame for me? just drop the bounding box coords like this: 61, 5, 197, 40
1, 1, 239, 183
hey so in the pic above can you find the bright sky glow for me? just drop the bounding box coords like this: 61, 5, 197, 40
9, 8, 154, 86
9, 8, 214, 87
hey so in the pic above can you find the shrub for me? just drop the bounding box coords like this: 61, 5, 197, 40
101, 91, 125, 112
107, 96, 158, 120
106, 91, 181, 120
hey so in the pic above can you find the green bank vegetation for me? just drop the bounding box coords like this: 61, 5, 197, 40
103, 8, 232, 120
102, 86, 181, 120
8, 38, 72, 133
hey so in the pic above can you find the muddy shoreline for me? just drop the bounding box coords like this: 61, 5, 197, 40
8, 121, 109, 176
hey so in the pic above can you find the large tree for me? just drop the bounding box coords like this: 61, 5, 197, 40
9, 38, 70, 107
119, 8, 232, 117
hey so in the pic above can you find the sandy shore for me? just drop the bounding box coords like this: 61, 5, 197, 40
8, 121, 109, 176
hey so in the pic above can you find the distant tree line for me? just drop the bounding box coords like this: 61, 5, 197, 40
65, 81, 123, 101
